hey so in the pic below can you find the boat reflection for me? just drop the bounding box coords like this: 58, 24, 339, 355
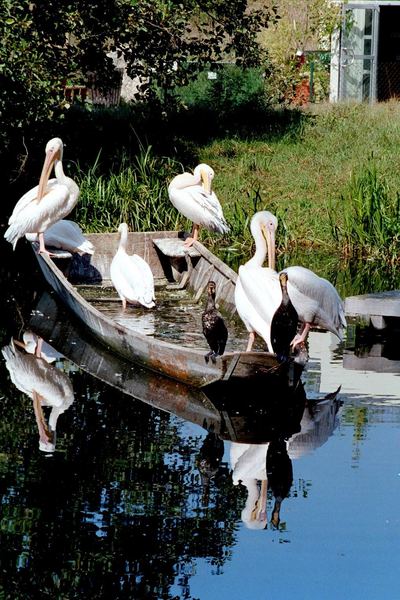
24, 291, 343, 529
1, 336, 74, 453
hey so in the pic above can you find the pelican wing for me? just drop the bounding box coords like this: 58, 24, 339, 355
284, 266, 346, 338
5, 181, 70, 249
185, 186, 229, 233
110, 250, 155, 308
2, 341, 74, 405
26, 220, 94, 255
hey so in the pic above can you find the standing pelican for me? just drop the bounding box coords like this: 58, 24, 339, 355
168, 163, 229, 247
25, 220, 94, 255
110, 223, 155, 310
282, 265, 347, 348
4, 137, 79, 254
257, 211, 346, 348
234, 211, 281, 352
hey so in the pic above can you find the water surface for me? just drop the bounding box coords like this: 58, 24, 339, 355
1, 244, 399, 600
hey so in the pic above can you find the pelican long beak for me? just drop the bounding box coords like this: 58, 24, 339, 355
32, 391, 54, 445
37, 146, 59, 202
251, 480, 268, 522
263, 226, 276, 271
200, 169, 211, 195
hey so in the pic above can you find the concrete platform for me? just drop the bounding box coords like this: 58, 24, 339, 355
344, 290, 400, 329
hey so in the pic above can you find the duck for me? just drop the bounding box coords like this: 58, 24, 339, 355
110, 223, 155, 310
4, 138, 80, 254
202, 280, 228, 363
168, 163, 229, 247
25, 219, 94, 255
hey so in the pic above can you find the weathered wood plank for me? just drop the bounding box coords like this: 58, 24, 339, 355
152, 237, 201, 258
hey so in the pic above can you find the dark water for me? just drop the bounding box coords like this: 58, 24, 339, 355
1, 242, 400, 600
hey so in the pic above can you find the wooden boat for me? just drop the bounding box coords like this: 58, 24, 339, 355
31, 230, 307, 388
28, 291, 310, 444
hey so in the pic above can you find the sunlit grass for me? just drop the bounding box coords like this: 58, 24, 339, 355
71, 102, 400, 264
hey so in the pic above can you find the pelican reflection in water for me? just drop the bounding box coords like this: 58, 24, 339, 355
199, 380, 342, 529
2, 335, 74, 453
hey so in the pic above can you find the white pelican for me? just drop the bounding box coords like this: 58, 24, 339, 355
13, 331, 64, 363
234, 211, 281, 352
282, 265, 347, 348
4, 137, 80, 254
2, 339, 74, 453
110, 222, 155, 310
168, 163, 229, 247
25, 219, 94, 255
230, 442, 269, 529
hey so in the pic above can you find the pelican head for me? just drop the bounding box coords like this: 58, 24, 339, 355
194, 163, 214, 195
37, 137, 64, 201
250, 211, 277, 270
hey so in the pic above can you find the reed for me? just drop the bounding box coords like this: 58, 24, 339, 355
73, 147, 185, 234
333, 161, 400, 262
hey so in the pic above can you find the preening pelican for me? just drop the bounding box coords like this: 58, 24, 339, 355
234, 211, 281, 352
2, 339, 74, 453
110, 223, 155, 310
282, 265, 347, 348
4, 138, 80, 254
25, 220, 94, 255
168, 163, 229, 247
13, 331, 64, 363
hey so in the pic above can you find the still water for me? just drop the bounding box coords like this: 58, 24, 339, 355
1, 245, 400, 600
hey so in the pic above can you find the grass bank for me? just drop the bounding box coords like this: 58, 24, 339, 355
69, 101, 400, 265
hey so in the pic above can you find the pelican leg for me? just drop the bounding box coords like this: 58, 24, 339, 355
290, 322, 311, 349
35, 336, 43, 357
38, 232, 49, 255
184, 224, 200, 248
122, 298, 127, 310
246, 332, 255, 352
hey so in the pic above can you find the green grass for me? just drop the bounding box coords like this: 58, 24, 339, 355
70, 101, 400, 266
199, 101, 400, 261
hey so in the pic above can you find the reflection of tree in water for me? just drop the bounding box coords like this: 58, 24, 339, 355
0, 372, 243, 599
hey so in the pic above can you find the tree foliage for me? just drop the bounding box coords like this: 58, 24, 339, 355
0, 0, 277, 181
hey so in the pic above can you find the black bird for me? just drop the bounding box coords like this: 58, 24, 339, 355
202, 280, 228, 363
271, 271, 299, 361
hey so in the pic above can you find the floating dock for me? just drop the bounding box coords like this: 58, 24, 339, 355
345, 290, 400, 329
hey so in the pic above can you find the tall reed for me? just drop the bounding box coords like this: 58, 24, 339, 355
332, 161, 400, 262
73, 147, 184, 233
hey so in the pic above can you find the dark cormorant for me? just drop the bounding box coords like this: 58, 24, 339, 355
271, 271, 299, 361
202, 281, 228, 363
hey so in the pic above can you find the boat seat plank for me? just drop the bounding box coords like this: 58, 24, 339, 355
153, 238, 201, 258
